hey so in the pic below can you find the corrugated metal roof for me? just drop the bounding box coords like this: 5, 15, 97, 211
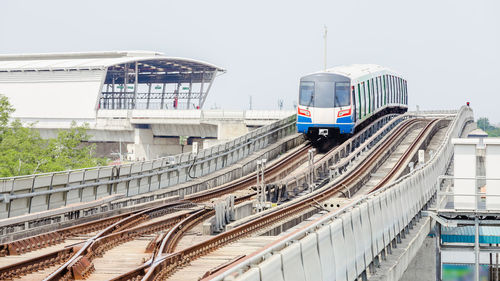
0, 51, 225, 72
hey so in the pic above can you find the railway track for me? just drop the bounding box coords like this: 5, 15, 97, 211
0, 141, 312, 280
111, 117, 437, 281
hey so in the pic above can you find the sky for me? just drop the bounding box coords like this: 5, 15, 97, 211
1, 0, 499, 122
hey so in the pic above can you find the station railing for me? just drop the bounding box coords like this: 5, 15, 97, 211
0, 114, 297, 219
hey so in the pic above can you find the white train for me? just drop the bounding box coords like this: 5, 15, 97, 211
297, 64, 408, 149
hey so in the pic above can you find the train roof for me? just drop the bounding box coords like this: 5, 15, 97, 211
308, 64, 400, 80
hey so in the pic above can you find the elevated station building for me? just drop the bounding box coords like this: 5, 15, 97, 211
0, 51, 293, 160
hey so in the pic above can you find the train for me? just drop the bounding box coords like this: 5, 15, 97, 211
296, 64, 408, 150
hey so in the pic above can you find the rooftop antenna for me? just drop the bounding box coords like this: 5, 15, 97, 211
323, 25, 328, 71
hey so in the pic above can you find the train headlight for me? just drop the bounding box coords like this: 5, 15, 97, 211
337, 108, 351, 118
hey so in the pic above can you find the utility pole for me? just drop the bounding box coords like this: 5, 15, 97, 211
323, 25, 328, 71
249, 95, 252, 110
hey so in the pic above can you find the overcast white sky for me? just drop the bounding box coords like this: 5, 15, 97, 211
1, 0, 499, 122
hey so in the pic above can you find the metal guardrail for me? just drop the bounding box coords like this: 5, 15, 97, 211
211, 106, 473, 281
0, 115, 296, 219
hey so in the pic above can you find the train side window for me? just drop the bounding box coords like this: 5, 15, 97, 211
370, 78, 376, 112
391, 76, 395, 103
357, 84, 362, 120
351, 85, 357, 122
404, 80, 408, 104
401, 78, 404, 104
396, 77, 400, 104
387, 75, 391, 105
367, 80, 371, 114
383, 75, 387, 105
375, 77, 379, 109
379, 76, 382, 106
403, 79, 406, 104
377, 77, 381, 108
361, 82, 366, 117
405, 80, 408, 104
398, 77, 402, 104
395, 76, 398, 103
387, 75, 392, 104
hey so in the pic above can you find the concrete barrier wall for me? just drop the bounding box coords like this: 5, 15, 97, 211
0, 115, 297, 219
212, 107, 474, 281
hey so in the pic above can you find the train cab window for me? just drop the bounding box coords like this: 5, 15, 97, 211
299, 81, 315, 107
315, 81, 336, 108
334, 82, 350, 107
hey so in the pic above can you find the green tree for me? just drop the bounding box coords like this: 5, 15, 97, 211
0, 95, 14, 137
477, 117, 500, 137
41, 122, 107, 172
477, 117, 493, 131
0, 95, 107, 177
0, 120, 45, 176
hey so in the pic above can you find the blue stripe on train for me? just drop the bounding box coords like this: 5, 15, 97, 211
297, 115, 312, 123
297, 122, 355, 134
336, 115, 353, 123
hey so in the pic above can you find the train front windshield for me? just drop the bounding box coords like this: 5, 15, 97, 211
299, 81, 315, 107
334, 82, 350, 107
299, 80, 350, 108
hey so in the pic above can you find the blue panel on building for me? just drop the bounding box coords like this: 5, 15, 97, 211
441, 226, 500, 244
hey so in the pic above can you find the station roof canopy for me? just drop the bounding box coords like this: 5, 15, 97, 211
0, 51, 225, 74
0, 51, 225, 119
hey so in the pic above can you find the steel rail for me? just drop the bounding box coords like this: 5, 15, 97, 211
369, 118, 440, 192
113, 118, 425, 281
38, 143, 311, 280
